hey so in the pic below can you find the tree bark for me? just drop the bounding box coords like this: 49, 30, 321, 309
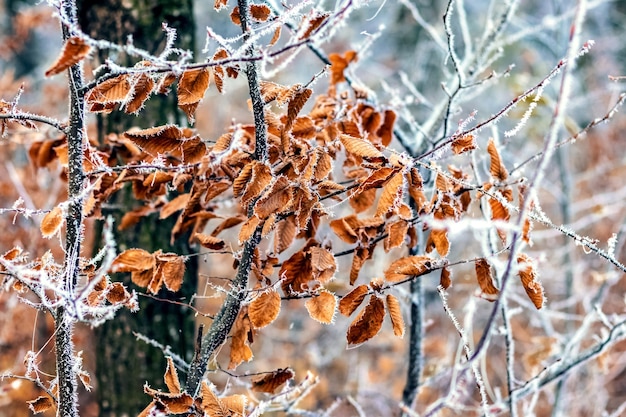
77, 1, 197, 415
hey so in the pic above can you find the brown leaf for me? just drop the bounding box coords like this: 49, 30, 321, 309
40, 205, 64, 238
125, 73, 155, 114
328, 50, 357, 84
254, 176, 293, 219
279, 250, 313, 295
158, 253, 185, 292
384, 219, 408, 252
45, 36, 91, 76
305, 290, 336, 324
340, 134, 385, 162
451, 134, 476, 154
286, 88, 312, 130
241, 161, 273, 206
213, 215, 246, 236
487, 138, 508, 181
112, 248, 155, 273
160, 194, 191, 219
105, 282, 129, 304
239, 215, 261, 243
384, 255, 436, 282
376, 109, 396, 147
375, 171, 405, 217
430, 229, 450, 257
230, 6, 241, 25
214, 0, 228, 10
195, 233, 225, 250
309, 246, 336, 284
131, 268, 154, 288
346, 295, 384, 346
269, 25, 281, 46
440, 266, 452, 289
229, 307, 253, 369
87, 75, 131, 104
329, 217, 358, 244
475, 258, 499, 300
298, 12, 330, 40
251, 368, 295, 393
385, 294, 405, 337
250, 3, 271, 21
274, 216, 297, 254
248, 289, 281, 328
517, 254, 544, 309
349, 188, 377, 213
164, 357, 181, 394
27, 396, 54, 414
350, 246, 370, 285
338, 285, 369, 316
178, 68, 210, 105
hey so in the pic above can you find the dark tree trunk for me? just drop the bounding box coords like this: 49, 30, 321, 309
77, 1, 197, 415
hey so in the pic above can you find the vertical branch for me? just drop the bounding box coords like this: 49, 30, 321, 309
186, 0, 268, 397
401, 277, 424, 412
500, 298, 517, 417
56, 0, 87, 416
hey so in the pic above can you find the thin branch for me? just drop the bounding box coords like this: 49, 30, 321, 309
0, 112, 68, 133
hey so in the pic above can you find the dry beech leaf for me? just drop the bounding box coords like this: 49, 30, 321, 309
386, 294, 405, 337
164, 357, 181, 394
487, 138, 508, 181
305, 290, 336, 324
269, 25, 281, 46
340, 134, 385, 162
87, 75, 131, 104
254, 176, 293, 219
339, 285, 369, 316
451, 134, 476, 154
350, 246, 370, 285
160, 254, 185, 292
195, 233, 225, 250
27, 396, 54, 414
178, 68, 210, 105
125, 73, 154, 114
329, 217, 358, 244
45, 36, 91, 76
248, 289, 281, 328
375, 171, 405, 218
286, 88, 312, 130
105, 282, 129, 304
346, 295, 385, 346
328, 50, 357, 84
239, 215, 260, 244
41, 205, 64, 238
111, 248, 155, 273
517, 253, 544, 309
200, 384, 246, 417
250, 3, 271, 21
251, 368, 295, 393
274, 216, 296, 254
229, 307, 253, 369
430, 229, 450, 257
230, 6, 241, 25
298, 12, 330, 40
384, 255, 436, 282
349, 188, 377, 213
440, 266, 452, 289
160, 193, 190, 219
384, 219, 408, 252
279, 250, 313, 295
214, 0, 228, 10
475, 258, 499, 300
377, 109, 396, 147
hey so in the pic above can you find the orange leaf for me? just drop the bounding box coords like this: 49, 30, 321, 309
298, 12, 330, 40
451, 134, 476, 154
475, 258, 499, 300
214, 0, 228, 10
45, 36, 91, 76
440, 266, 452, 289
241, 161, 273, 206
349, 188, 377, 213
430, 229, 450, 257
239, 215, 261, 243
178, 68, 210, 105
517, 254, 544, 309
309, 246, 336, 284
230, 6, 241, 25
194, 233, 225, 250
376, 109, 396, 147
375, 171, 405, 217
254, 176, 293, 219
159, 254, 185, 292
274, 216, 297, 254
112, 248, 155, 273
279, 250, 313, 295
346, 295, 384, 346
86, 75, 131, 104
286, 88, 312, 130
385, 294, 405, 337
338, 285, 369, 316
487, 138, 508, 181
125, 73, 155, 114
329, 217, 358, 244
340, 134, 384, 162
27, 396, 54, 414
248, 289, 281, 328
384, 219, 408, 252
160, 193, 191, 219
229, 307, 253, 369
350, 246, 370, 285
305, 290, 336, 324
269, 25, 281, 46
40, 205, 64, 238
384, 255, 436, 282
250, 4, 271, 21
251, 368, 295, 393
164, 357, 181, 394
105, 282, 130, 304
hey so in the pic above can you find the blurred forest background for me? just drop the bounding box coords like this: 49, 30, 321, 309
1, 0, 626, 416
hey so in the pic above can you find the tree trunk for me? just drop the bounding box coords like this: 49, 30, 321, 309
77, 1, 197, 415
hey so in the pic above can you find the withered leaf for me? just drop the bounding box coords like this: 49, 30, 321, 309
164, 357, 181, 394
45, 36, 91, 77
440, 266, 452, 289
384, 255, 435, 282
239, 215, 261, 244
279, 250, 313, 295
430, 229, 450, 257
475, 258, 499, 300
517, 253, 544, 309
451, 134, 476, 154
195, 233, 226, 250
87, 75, 131, 104
340, 134, 385, 162
487, 138, 508, 181
229, 307, 253, 369
251, 368, 295, 393
385, 294, 405, 337
125, 73, 155, 114
248, 289, 281, 328
27, 396, 54, 414
346, 295, 384, 346
159, 254, 185, 292
274, 216, 297, 254
376, 109, 396, 147
375, 171, 405, 218
350, 246, 371, 285
384, 219, 408, 252
40, 205, 64, 238
111, 248, 155, 273
305, 290, 336, 324
250, 4, 271, 21
254, 176, 293, 219
177, 68, 210, 105
338, 285, 369, 316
